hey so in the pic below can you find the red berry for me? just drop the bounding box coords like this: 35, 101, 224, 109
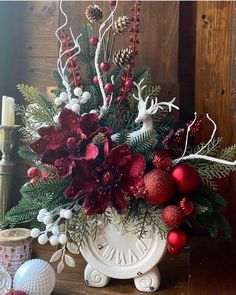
93, 76, 99, 85
6, 291, 28, 295
124, 79, 133, 90
30, 178, 37, 185
162, 205, 184, 228
108, 0, 116, 6
90, 37, 98, 46
27, 167, 38, 178
104, 83, 114, 93
100, 62, 110, 72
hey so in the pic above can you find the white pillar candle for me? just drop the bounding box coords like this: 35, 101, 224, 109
1, 96, 15, 126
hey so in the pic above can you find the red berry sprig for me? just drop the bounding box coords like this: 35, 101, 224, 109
61, 31, 81, 87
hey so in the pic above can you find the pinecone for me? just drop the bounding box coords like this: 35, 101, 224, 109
179, 197, 195, 217
113, 48, 133, 67
113, 16, 131, 34
85, 5, 103, 23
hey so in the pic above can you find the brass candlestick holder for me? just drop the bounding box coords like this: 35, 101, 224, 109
0, 126, 20, 219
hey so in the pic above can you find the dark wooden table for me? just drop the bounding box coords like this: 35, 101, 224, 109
33, 236, 236, 295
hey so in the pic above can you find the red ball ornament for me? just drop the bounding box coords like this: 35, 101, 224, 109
167, 244, 181, 255
153, 151, 172, 171
167, 230, 188, 254
108, 0, 116, 6
90, 37, 98, 46
6, 290, 28, 295
179, 197, 195, 216
100, 62, 110, 72
93, 76, 99, 85
162, 205, 184, 228
27, 167, 38, 178
104, 83, 114, 93
143, 169, 174, 205
124, 79, 133, 90
171, 163, 200, 193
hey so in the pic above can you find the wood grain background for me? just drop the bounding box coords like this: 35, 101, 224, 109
0, 1, 235, 231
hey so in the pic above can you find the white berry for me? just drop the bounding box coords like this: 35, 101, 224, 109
59, 234, 68, 245
31, 228, 41, 238
54, 97, 63, 106
53, 115, 59, 124
60, 209, 66, 218
65, 104, 72, 110
52, 225, 59, 235
43, 214, 53, 225
46, 224, 53, 232
71, 104, 80, 113
37, 213, 44, 223
64, 209, 73, 220
39, 209, 48, 215
38, 234, 48, 245
89, 110, 97, 114
82, 91, 91, 101
59, 92, 68, 102
74, 87, 83, 97
69, 98, 79, 105
80, 98, 87, 104
50, 235, 59, 246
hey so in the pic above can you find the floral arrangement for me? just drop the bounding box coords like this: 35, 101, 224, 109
1, 0, 236, 272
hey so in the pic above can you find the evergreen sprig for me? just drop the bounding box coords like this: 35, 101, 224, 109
18, 145, 40, 164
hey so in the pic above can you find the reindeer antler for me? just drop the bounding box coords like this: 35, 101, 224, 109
133, 79, 148, 102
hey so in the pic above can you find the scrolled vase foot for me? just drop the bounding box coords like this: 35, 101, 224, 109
134, 266, 161, 292
84, 264, 110, 287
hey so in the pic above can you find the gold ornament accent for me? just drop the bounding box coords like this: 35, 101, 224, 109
113, 16, 131, 34
113, 48, 134, 67
85, 5, 103, 23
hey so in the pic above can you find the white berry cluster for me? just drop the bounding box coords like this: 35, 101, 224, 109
53, 88, 91, 122
31, 208, 73, 246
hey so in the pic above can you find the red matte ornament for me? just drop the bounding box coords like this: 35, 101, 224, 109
93, 76, 99, 85
143, 169, 174, 205
171, 163, 200, 193
124, 79, 133, 90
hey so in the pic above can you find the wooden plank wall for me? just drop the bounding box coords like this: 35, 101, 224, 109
195, 1, 236, 231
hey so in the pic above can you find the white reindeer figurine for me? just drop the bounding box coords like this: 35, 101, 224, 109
111, 79, 179, 143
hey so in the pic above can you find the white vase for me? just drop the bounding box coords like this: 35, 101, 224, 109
80, 218, 167, 292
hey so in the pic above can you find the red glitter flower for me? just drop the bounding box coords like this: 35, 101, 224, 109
64, 145, 146, 215
30, 108, 112, 179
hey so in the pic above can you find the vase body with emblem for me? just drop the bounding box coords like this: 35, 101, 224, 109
80, 214, 167, 292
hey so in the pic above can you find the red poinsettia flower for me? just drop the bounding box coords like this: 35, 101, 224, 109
64, 145, 146, 215
30, 108, 112, 178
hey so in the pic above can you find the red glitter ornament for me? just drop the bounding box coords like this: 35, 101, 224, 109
162, 205, 184, 228
171, 163, 200, 193
143, 169, 174, 205
100, 62, 110, 72
27, 167, 38, 178
152, 151, 172, 171
179, 197, 195, 216
167, 229, 188, 254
